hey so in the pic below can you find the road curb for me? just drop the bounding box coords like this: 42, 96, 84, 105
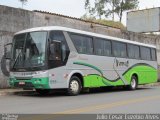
139, 82, 160, 87
0, 92, 12, 96
0, 89, 24, 96
0, 82, 160, 96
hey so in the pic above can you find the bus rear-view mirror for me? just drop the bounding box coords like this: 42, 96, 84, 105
49, 40, 62, 60
4, 43, 12, 59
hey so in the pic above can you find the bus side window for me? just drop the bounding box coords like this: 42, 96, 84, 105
140, 46, 151, 60
49, 41, 62, 61
49, 31, 70, 68
112, 41, 127, 58
128, 44, 140, 59
151, 48, 157, 61
94, 38, 111, 56
69, 33, 93, 55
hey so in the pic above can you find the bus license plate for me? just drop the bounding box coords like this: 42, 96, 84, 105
19, 82, 25, 85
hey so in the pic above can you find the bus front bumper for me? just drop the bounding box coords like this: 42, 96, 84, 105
9, 77, 50, 89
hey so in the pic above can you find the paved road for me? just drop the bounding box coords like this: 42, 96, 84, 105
0, 86, 160, 114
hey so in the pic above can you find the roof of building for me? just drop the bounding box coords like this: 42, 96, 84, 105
33, 10, 122, 29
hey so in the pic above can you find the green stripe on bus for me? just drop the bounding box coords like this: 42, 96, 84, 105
73, 61, 157, 88
73, 61, 103, 75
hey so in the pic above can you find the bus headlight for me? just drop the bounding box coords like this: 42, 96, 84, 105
9, 78, 14, 86
34, 79, 42, 84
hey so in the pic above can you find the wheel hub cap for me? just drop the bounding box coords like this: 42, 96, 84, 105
70, 80, 79, 92
131, 79, 136, 88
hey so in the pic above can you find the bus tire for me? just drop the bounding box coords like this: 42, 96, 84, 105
67, 76, 82, 96
36, 89, 50, 95
128, 76, 138, 90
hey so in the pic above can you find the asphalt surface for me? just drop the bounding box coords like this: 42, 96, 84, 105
0, 86, 160, 114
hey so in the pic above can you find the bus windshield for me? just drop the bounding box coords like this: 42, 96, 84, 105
11, 31, 47, 71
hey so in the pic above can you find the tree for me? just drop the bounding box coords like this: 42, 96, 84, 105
114, 0, 139, 22
85, 0, 106, 20
85, 0, 139, 22
81, 14, 96, 21
18, 0, 28, 8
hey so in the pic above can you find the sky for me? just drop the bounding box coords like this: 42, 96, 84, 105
1, 0, 160, 25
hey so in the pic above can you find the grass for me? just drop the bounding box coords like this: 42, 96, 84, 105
94, 19, 126, 30
82, 18, 126, 30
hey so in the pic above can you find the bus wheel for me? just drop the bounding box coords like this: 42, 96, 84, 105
36, 89, 50, 95
129, 76, 138, 90
67, 76, 82, 96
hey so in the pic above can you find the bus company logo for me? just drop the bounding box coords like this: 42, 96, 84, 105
116, 60, 129, 67
13, 72, 36, 76
21, 72, 33, 76
1, 114, 18, 120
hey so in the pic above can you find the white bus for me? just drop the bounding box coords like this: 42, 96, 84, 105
5, 26, 158, 95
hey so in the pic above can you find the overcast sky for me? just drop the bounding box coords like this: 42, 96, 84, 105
1, 0, 160, 25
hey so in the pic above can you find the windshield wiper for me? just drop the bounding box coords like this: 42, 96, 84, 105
12, 50, 23, 69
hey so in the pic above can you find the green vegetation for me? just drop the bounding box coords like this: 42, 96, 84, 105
85, 0, 139, 22
81, 15, 125, 29
94, 19, 125, 29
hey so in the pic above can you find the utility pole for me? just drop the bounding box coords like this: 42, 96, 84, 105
19, 0, 27, 9
112, 0, 115, 21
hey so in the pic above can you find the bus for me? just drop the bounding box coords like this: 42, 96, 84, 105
5, 26, 158, 95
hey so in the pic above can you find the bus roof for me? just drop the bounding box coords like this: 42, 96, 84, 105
15, 26, 156, 48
